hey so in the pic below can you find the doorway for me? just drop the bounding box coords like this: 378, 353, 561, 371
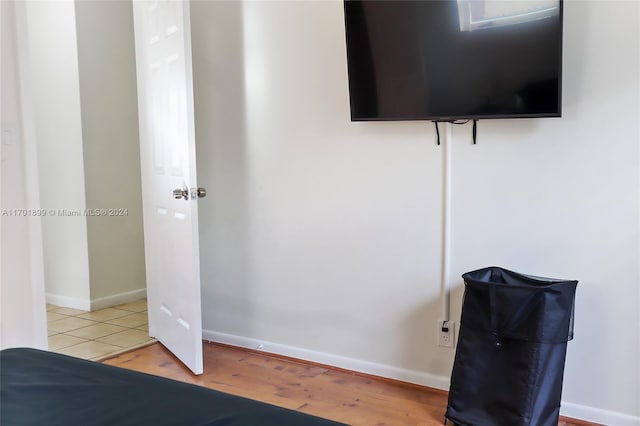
13, 0, 148, 348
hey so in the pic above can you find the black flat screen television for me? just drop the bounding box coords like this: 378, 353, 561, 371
344, 0, 563, 121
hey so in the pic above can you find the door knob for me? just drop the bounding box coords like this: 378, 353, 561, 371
173, 188, 189, 200
189, 187, 207, 199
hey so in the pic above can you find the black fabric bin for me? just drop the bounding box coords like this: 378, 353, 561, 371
445, 266, 577, 426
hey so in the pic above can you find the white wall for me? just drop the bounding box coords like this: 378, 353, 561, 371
192, 0, 446, 375
1, 0, 47, 349
192, 1, 639, 424
22, 0, 91, 307
74, 0, 146, 304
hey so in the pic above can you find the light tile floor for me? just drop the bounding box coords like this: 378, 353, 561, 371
47, 299, 155, 361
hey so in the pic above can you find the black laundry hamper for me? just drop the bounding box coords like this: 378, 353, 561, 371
445, 267, 577, 426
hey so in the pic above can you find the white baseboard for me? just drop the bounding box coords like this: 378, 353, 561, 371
203, 329, 640, 426
45, 294, 91, 311
90, 288, 146, 311
202, 329, 451, 391
46, 288, 146, 312
561, 402, 640, 426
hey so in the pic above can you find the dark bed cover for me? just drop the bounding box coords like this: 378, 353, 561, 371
0, 348, 346, 426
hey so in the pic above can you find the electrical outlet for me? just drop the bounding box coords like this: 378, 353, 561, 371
438, 320, 455, 348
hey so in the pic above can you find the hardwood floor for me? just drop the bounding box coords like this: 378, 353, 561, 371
102, 342, 599, 426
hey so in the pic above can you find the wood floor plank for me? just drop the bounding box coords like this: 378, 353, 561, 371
102, 342, 600, 426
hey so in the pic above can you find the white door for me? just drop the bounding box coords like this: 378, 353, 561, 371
132, 0, 204, 375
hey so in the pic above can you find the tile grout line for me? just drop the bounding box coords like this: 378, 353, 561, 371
47, 300, 153, 359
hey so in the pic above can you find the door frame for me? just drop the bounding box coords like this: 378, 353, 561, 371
0, 0, 47, 350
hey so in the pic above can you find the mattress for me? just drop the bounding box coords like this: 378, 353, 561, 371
0, 348, 347, 426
